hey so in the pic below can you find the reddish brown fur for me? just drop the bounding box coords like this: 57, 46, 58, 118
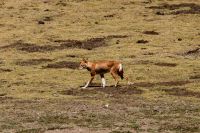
79, 58, 124, 88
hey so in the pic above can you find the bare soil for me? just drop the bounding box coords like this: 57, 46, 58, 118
16, 59, 53, 66
0, 96, 14, 101
154, 62, 177, 67
184, 47, 200, 57
161, 87, 200, 98
59, 85, 143, 97
190, 75, 200, 79
57, 38, 107, 50
1, 35, 128, 52
43, 61, 79, 69
104, 14, 115, 18
136, 40, 149, 44
0, 68, 12, 72
132, 80, 190, 88
148, 3, 200, 15
1, 42, 57, 52
143, 31, 159, 35
65, 55, 78, 58
1, 0, 200, 132
56, 35, 128, 50
136, 60, 177, 67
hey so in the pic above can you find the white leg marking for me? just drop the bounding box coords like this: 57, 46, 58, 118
115, 83, 117, 87
82, 81, 90, 89
101, 78, 106, 88
115, 81, 119, 87
119, 64, 123, 72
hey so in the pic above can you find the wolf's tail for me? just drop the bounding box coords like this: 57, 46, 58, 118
118, 64, 124, 79
118, 63, 130, 84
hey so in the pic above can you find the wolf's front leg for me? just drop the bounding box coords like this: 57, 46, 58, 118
82, 72, 95, 89
82, 81, 90, 89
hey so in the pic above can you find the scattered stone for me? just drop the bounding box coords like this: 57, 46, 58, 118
104, 104, 109, 108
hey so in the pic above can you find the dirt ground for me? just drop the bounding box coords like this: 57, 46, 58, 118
0, 0, 200, 133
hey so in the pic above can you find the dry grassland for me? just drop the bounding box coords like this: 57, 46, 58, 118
0, 0, 200, 132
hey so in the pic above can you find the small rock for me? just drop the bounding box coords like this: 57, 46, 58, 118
52, 93, 59, 97
104, 104, 109, 108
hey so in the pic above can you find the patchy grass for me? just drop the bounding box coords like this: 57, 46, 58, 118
0, 0, 200, 132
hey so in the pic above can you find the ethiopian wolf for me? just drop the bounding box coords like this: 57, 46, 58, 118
79, 58, 126, 88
